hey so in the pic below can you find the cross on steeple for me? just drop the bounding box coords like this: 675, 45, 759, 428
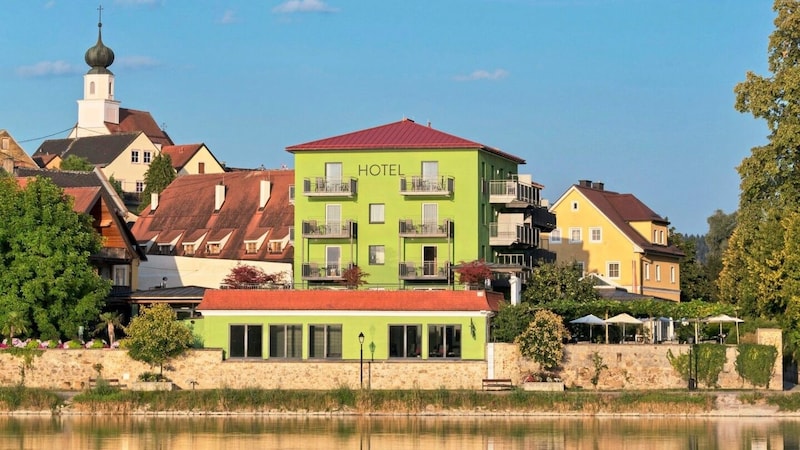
97, 4, 103, 27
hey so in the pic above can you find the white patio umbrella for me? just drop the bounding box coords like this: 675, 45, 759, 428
569, 314, 606, 341
704, 314, 744, 343
605, 313, 643, 343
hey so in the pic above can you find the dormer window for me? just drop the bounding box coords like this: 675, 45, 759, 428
157, 244, 172, 255
267, 241, 282, 254
206, 243, 221, 255
245, 241, 259, 254
183, 244, 195, 256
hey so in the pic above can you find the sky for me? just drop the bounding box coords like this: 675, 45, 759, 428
0, 0, 778, 235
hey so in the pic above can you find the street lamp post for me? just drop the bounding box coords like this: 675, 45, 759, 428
358, 332, 365, 389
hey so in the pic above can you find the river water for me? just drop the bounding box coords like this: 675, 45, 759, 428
0, 416, 795, 449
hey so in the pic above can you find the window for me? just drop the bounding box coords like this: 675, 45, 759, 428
550, 229, 561, 244
571, 201, 579, 211
656, 264, 661, 282
245, 241, 258, 254
589, 227, 602, 243
653, 230, 657, 243
308, 325, 342, 359
325, 162, 342, 189
198, 162, 205, 174
135, 181, 144, 193
143, 151, 152, 164
428, 325, 461, 359
131, 150, 140, 163
89, 81, 96, 95
326, 246, 341, 276
644, 263, 650, 281
573, 261, 585, 276
369, 245, 385, 265
157, 244, 172, 255
206, 243, 221, 255
289, 226, 295, 243
670, 266, 676, 284
1, 138, 8, 150
113, 265, 129, 286
267, 241, 282, 254
369, 204, 385, 224
326, 204, 341, 234
183, 244, 195, 256
269, 324, 302, 358
659, 230, 665, 244
289, 185, 295, 204
569, 227, 582, 243
389, 325, 422, 358
229, 325, 263, 358
422, 203, 438, 233
607, 262, 620, 278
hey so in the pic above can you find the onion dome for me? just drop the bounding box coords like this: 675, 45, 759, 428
84, 21, 115, 75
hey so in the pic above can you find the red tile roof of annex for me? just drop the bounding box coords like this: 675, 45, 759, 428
286, 119, 525, 164
161, 144, 202, 170
198, 289, 503, 312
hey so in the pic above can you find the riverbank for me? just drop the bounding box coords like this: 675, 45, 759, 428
3, 386, 800, 417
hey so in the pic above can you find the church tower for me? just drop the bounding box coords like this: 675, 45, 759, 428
71, 7, 120, 138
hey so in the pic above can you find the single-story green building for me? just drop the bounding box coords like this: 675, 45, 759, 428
196, 289, 502, 361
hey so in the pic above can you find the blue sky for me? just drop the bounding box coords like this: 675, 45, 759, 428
1, 0, 776, 235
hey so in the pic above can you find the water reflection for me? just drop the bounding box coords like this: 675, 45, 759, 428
0, 416, 796, 449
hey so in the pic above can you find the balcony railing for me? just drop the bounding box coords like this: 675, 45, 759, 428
489, 180, 540, 207
302, 177, 358, 197
399, 176, 454, 196
302, 220, 357, 238
302, 262, 349, 280
398, 219, 453, 238
398, 261, 450, 280
531, 206, 557, 232
489, 223, 539, 247
495, 253, 535, 269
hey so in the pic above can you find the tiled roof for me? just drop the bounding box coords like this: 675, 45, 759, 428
161, 144, 202, 170
32, 133, 141, 166
32, 153, 59, 168
64, 186, 102, 213
132, 169, 295, 262
15, 167, 103, 188
106, 108, 174, 146
198, 289, 503, 312
574, 184, 684, 257
286, 119, 525, 164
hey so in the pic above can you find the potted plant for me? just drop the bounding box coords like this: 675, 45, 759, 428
515, 310, 569, 391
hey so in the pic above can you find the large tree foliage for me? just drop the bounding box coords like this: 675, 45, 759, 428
704, 210, 737, 301
138, 153, 176, 213
0, 175, 109, 340
515, 310, 570, 372
720, 0, 800, 322
522, 261, 601, 304
59, 155, 95, 172
670, 229, 712, 302
124, 304, 194, 376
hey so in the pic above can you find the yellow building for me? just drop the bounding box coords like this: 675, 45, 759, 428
545, 180, 683, 301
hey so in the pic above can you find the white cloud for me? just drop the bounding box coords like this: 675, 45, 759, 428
115, 0, 159, 5
219, 9, 237, 24
44, 1, 56, 9
272, 0, 338, 14
118, 55, 160, 70
454, 69, 509, 82
16, 60, 80, 78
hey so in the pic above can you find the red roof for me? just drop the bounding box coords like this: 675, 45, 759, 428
198, 289, 503, 312
161, 144, 202, 170
106, 108, 173, 146
63, 187, 101, 214
286, 119, 525, 164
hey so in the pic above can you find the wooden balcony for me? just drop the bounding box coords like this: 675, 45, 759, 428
399, 176, 454, 196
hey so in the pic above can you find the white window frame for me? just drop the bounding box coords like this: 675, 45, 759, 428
131, 150, 140, 163
113, 265, 129, 286
644, 263, 650, 281
369, 203, 385, 224
143, 151, 152, 164
607, 262, 621, 279
573, 261, 585, 276
656, 264, 662, 282
571, 201, 579, 211
569, 227, 582, 243
135, 181, 144, 193
589, 227, 602, 243
369, 245, 385, 265
670, 266, 676, 284
550, 228, 561, 244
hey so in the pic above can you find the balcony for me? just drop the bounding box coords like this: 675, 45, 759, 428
398, 261, 450, 280
495, 253, 535, 269
302, 220, 357, 239
489, 179, 540, 208
399, 176, 454, 196
398, 219, 453, 238
489, 223, 539, 247
302, 262, 348, 281
530, 206, 557, 232
302, 177, 358, 197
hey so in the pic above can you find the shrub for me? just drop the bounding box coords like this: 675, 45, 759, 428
736, 343, 778, 388
515, 310, 570, 372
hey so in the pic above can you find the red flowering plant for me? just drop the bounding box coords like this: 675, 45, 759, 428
454, 259, 493, 288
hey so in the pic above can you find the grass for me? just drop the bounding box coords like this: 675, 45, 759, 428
0, 386, 62, 411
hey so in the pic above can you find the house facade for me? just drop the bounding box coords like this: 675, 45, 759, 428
161, 143, 225, 176
0, 130, 37, 172
545, 180, 683, 301
286, 119, 554, 292
131, 169, 294, 289
196, 289, 501, 361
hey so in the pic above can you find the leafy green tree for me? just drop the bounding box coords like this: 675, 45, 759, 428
0, 310, 30, 340
59, 155, 95, 171
107, 175, 124, 199
670, 229, 712, 302
515, 310, 570, 372
138, 153, 176, 213
491, 302, 536, 343
124, 304, 194, 377
705, 210, 736, 301
522, 261, 600, 304
0, 176, 109, 340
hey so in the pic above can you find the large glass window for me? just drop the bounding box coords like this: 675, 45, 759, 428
369, 245, 385, 265
269, 324, 302, 358
369, 204, 385, 223
309, 325, 342, 359
428, 325, 462, 359
229, 324, 263, 358
389, 325, 422, 358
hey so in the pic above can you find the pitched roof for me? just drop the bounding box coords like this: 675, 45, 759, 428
105, 108, 173, 146
64, 186, 102, 213
32, 133, 141, 166
198, 289, 502, 313
286, 118, 525, 164
573, 184, 684, 258
0, 130, 37, 169
132, 169, 295, 262
161, 144, 202, 170
32, 153, 59, 168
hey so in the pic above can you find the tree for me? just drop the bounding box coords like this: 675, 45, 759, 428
107, 175, 124, 199
522, 262, 600, 304
454, 259, 492, 287
221, 263, 286, 288
138, 153, 176, 213
514, 310, 570, 373
124, 304, 194, 377
0, 310, 30, 341
669, 229, 712, 302
0, 175, 109, 340
340, 265, 369, 289
59, 155, 94, 172
94, 311, 124, 346
705, 210, 736, 301
721, 0, 800, 319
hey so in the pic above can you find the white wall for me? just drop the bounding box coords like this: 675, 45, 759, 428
138, 255, 292, 289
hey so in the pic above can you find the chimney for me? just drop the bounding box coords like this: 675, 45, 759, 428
578, 179, 592, 188
214, 183, 226, 211
150, 193, 159, 211
591, 181, 604, 191
259, 180, 271, 208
